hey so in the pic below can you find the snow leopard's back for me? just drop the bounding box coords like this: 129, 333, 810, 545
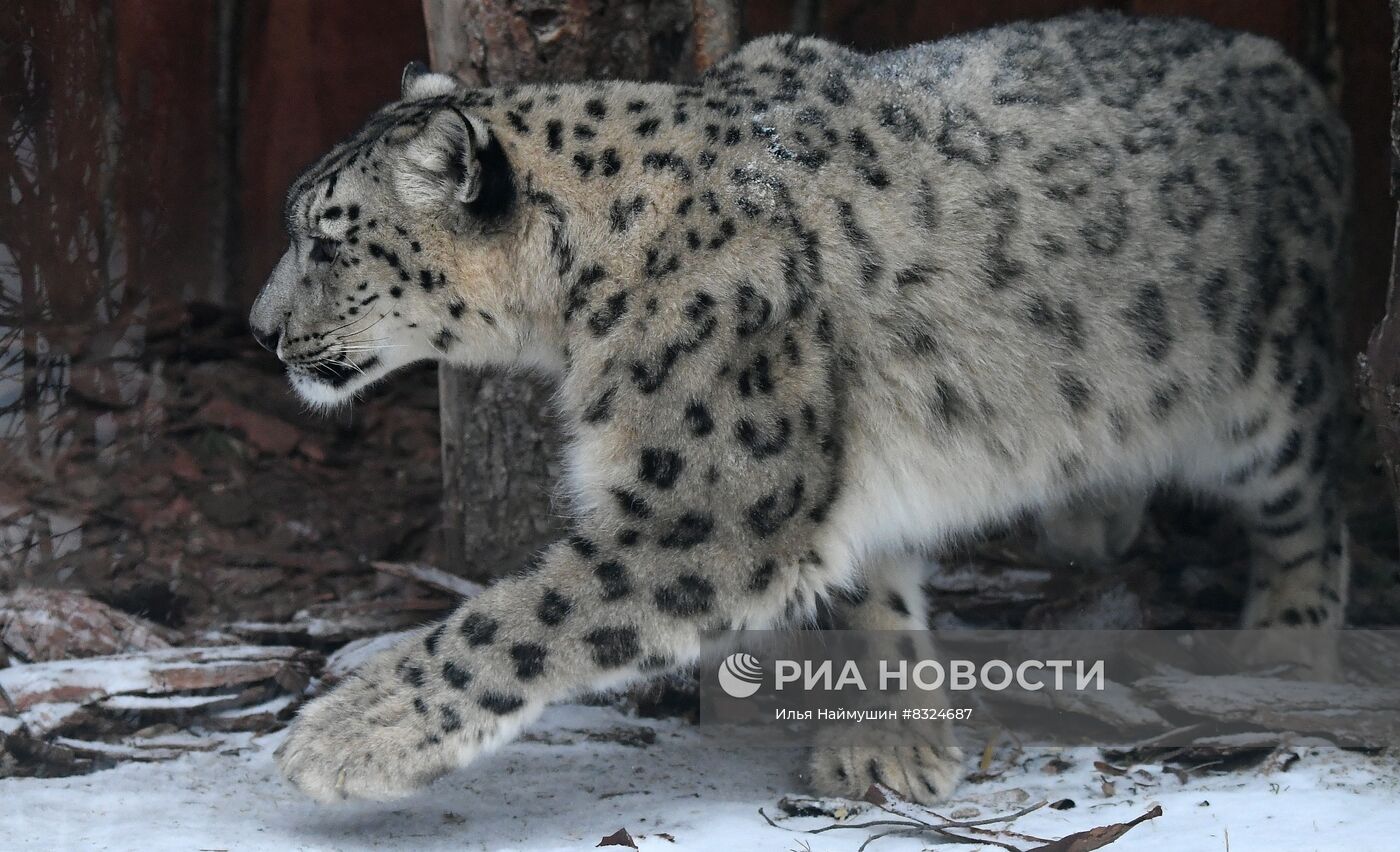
720, 15, 1351, 539
714, 17, 1353, 632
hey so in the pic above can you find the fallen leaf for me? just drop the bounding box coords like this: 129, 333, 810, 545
597, 828, 638, 849
1028, 804, 1163, 852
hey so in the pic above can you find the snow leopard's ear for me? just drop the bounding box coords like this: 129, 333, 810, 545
400, 61, 459, 100
393, 108, 515, 227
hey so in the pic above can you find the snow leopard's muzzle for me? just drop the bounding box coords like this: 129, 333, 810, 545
249, 246, 404, 408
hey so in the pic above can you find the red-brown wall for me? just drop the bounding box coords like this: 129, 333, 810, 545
238, 0, 427, 303
3, 0, 427, 322
9, 1, 1390, 356
1336, 0, 1395, 352
113, 0, 225, 307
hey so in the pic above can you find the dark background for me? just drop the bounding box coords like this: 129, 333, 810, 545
1, 1, 1395, 631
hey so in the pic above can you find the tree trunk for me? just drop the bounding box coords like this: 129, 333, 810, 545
1364, 3, 1400, 549
423, 0, 738, 581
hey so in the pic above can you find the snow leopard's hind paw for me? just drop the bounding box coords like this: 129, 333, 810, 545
806, 744, 964, 804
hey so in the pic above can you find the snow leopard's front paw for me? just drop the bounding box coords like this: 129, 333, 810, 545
807, 744, 964, 805
275, 646, 470, 802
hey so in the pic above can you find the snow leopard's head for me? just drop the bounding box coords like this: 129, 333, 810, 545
249, 64, 551, 408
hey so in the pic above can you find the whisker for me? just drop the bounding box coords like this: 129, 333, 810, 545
337, 312, 388, 344
325, 357, 366, 376
338, 344, 407, 353
331, 341, 392, 351
319, 312, 377, 339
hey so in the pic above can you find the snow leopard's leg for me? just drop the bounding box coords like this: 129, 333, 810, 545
1035, 488, 1151, 567
274, 528, 839, 802
1230, 448, 1348, 632
806, 552, 963, 804
1195, 408, 1348, 631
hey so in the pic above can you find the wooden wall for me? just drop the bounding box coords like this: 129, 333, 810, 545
2, 0, 427, 322
238, 0, 428, 303
7, 0, 1388, 357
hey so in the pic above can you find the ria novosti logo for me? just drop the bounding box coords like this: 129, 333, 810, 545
715, 650, 1106, 698
717, 652, 764, 698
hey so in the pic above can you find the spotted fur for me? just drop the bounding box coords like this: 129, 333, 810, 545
250, 12, 1352, 804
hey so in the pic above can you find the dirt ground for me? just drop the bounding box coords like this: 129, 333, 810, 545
2, 303, 445, 633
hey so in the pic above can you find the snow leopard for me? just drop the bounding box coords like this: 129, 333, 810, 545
248, 11, 1352, 804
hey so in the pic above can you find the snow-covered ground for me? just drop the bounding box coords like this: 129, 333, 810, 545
3, 702, 1397, 851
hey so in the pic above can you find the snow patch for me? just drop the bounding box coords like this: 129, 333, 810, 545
2, 702, 1398, 851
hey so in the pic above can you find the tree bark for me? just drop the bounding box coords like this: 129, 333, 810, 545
1363, 3, 1400, 549
423, 0, 738, 581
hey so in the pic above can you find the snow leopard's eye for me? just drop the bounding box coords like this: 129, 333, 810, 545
309, 237, 340, 264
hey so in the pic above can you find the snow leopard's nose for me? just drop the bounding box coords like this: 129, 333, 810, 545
252, 323, 282, 354
249, 248, 298, 357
